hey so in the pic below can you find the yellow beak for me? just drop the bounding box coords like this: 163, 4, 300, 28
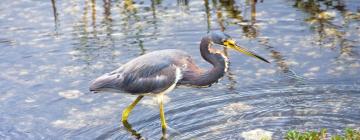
224, 39, 270, 63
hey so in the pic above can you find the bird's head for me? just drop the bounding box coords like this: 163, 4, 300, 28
210, 31, 270, 63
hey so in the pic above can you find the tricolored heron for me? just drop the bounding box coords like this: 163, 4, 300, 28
89, 32, 269, 135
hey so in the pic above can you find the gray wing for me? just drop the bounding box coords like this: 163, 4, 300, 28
90, 49, 189, 94
116, 63, 178, 94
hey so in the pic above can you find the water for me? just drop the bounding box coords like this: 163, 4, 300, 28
0, 0, 359, 139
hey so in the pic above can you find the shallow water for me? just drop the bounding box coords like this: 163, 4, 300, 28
0, 0, 359, 139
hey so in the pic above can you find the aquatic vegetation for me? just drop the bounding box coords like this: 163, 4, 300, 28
285, 128, 360, 140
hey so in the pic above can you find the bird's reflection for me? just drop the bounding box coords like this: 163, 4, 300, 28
122, 119, 168, 139
122, 120, 143, 139
123, 121, 173, 140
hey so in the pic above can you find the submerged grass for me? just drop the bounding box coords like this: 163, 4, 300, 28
285, 128, 360, 140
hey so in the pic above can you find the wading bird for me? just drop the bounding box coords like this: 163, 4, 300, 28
89, 32, 269, 135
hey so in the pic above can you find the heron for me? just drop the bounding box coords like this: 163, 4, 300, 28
89, 32, 269, 135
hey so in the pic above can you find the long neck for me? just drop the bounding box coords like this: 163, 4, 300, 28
187, 37, 228, 87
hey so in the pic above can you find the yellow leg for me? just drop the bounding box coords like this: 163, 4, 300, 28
122, 95, 144, 122
158, 95, 167, 135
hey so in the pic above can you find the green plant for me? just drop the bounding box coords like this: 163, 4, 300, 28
285, 128, 360, 140
344, 128, 360, 140
286, 129, 326, 140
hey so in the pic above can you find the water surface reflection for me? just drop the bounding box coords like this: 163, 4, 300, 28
0, 0, 359, 139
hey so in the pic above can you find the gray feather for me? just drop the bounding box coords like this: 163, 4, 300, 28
90, 49, 190, 94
